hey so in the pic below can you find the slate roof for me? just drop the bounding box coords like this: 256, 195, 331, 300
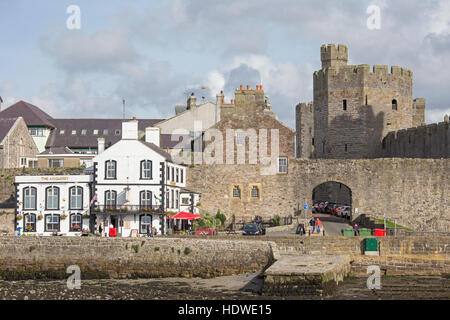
140, 141, 173, 161
0, 101, 55, 128
0, 118, 18, 143
45, 118, 164, 149
160, 134, 191, 149
39, 146, 74, 155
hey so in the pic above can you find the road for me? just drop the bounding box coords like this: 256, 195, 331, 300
313, 213, 352, 236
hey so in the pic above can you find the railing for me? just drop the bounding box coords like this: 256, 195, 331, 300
92, 205, 162, 214
229, 215, 294, 231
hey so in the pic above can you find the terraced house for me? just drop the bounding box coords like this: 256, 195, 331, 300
14, 119, 200, 237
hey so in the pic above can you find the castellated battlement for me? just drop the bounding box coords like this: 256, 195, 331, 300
321, 44, 348, 68
314, 64, 412, 81
296, 102, 313, 113
382, 119, 449, 158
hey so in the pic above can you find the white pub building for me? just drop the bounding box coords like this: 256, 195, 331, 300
15, 119, 200, 237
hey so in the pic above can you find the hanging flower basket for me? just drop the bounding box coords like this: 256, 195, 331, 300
16, 215, 23, 221
82, 214, 90, 219
38, 215, 43, 221
60, 214, 67, 220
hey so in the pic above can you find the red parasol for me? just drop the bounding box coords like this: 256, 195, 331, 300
167, 212, 202, 220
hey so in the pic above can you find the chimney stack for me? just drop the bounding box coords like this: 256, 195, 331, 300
122, 119, 139, 140
187, 93, 196, 109
145, 127, 160, 147
98, 137, 105, 154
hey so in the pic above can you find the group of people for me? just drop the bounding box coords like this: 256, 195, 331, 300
309, 217, 323, 234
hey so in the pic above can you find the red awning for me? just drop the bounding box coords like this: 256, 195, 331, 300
167, 212, 202, 220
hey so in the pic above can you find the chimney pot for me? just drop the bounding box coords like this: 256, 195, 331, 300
247, 85, 250, 90
240, 85, 243, 90
260, 85, 263, 91
133, 116, 136, 120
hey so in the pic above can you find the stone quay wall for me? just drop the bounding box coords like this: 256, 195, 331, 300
0, 236, 448, 280
0, 237, 273, 280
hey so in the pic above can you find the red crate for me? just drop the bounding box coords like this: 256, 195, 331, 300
109, 228, 117, 237
374, 229, 386, 237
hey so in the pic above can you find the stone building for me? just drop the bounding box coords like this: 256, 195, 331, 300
187, 85, 296, 220
0, 117, 38, 168
297, 44, 426, 159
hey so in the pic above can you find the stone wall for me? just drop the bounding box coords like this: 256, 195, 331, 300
0, 210, 14, 234
382, 120, 449, 158
188, 158, 449, 231
0, 236, 447, 280
310, 44, 423, 159
271, 236, 450, 257
0, 117, 38, 168
295, 102, 314, 158
0, 237, 273, 280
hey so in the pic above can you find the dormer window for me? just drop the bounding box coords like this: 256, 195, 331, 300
81, 129, 87, 135
72, 130, 76, 135
115, 129, 121, 135
60, 129, 65, 135
103, 129, 109, 135
93, 130, 98, 135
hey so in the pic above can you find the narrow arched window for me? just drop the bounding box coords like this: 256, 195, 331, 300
23, 213, 36, 232
251, 186, 259, 198
105, 160, 117, 179
23, 187, 37, 210
343, 99, 347, 111
70, 213, 82, 232
105, 190, 117, 208
140, 191, 152, 209
69, 186, 83, 210
140, 160, 152, 179
46, 186, 59, 210
392, 99, 398, 110
233, 186, 241, 198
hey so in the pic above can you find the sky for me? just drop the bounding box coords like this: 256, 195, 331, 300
0, 0, 449, 129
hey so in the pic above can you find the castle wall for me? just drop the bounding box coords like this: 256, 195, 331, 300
187, 158, 449, 232
382, 120, 449, 158
295, 102, 314, 158
313, 64, 414, 159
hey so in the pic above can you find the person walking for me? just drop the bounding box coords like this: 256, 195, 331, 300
316, 218, 323, 233
147, 224, 153, 238
309, 218, 316, 234
353, 223, 359, 236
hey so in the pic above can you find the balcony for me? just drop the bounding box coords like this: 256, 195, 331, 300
92, 205, 162, 214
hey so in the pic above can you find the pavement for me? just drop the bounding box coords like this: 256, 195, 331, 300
312, 213, 352, 236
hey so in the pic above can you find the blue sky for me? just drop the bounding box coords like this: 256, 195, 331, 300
1, 0, 449, 128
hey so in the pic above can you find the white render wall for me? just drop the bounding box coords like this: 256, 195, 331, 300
15, 175, 92, 236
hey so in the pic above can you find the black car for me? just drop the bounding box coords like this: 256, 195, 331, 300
242, 223, 265, 235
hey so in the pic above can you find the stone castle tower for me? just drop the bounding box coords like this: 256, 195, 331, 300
296, 44, 426, 159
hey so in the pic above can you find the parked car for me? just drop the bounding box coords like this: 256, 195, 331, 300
242, 224, 264, 236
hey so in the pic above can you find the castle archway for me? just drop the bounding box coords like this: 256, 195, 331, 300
312, 181, 352, 220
